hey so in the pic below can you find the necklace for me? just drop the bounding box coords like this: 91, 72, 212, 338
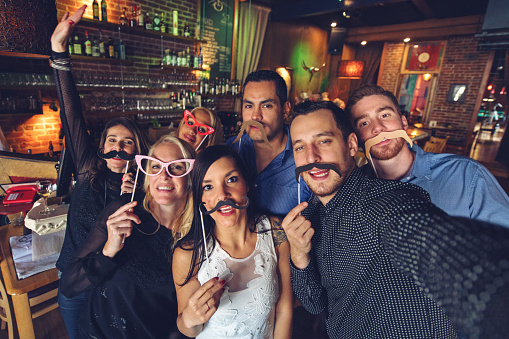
133, 222, 160, 235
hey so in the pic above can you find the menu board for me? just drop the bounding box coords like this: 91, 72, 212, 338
202, 0, 235, 80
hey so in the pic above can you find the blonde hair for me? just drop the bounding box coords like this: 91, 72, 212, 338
177, 107, 224, 149
142, 134, 196, 245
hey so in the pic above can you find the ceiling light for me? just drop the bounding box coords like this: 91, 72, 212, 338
404, 38, 411, 42
342, 11, 350, 18
422, 73, 432, 81
361, 41, 367, 45
413, 45, 419, 48
331, 22, 337, 27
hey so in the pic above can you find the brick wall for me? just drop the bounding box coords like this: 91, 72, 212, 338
379, 37, 490, 146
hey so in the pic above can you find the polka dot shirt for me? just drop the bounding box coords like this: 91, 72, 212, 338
290, 167, 509, 339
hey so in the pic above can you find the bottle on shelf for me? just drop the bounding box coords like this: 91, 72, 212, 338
184, 24, 190, 37
164, 49, 170, 65
92, 0, 100, 20
68, 37, 74, 55
84, 31, 92, 56
48, 141, 54, 157
195, 19, 201, 39
129, 5, 137, 27
176, 51, 182, 67
171, 50, 177, 66
137, 5, 144, 27
198, 47, 203, 69
145, 12, 152, 30
73, 35, 82, 55
120, 7, 128, 25
92, 36, 100, 57
172, 10, 178, 35
118, 39, 126, 60
186, 47, 191, 67
153, 13, 160, 32
160, 13, 166, 33
193, 48, 199, 68
107, 36, 115, 58
98, 29, 106, 57
101, 0, 107, 22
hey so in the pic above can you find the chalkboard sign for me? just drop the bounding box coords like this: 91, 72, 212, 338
202, 0, 234, 80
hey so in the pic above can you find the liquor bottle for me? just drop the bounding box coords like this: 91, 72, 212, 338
129, 5, 137, 27
145, 12, 152, 30
171, 50, 177, 66
184, 24, 190, 37
153, 13, 160, 32
84, 30, 92, 56
119, 7, 128, 25
193, 48, 199, 68
160, 13, 166, 33
92, 0, 100, 20
98, 29, 106, 57
195, 19, 200, 39
138, 5, 144, 27
204, 78, 209, 94
173, 10, 178, 35
101, 0, 107, 22
215, 77, 220, 94
164, 49, 170, 65
107, 37, 115, 58
118, 39, 126, 60
92, 36, 100, 57
68, 37, 74, 55
198, 47, 203, 69
48, 141, 54, 157
73, 35, 82, 55
186, 47, 191, 68
225, 79, 230, 94
176, 51, 182, 67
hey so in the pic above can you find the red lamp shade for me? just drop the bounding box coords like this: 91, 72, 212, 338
337, 60, 364, 79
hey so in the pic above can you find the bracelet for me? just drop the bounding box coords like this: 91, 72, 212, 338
49, 58, 72, 71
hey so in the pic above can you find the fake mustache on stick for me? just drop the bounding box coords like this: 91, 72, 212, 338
199, 196, 250, 215
294, 163, 342, 182
97, 149, 136, 160
363, 130, 413, 160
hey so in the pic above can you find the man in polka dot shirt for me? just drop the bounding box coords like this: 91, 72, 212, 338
345, 84, 509, 228
283, 100, 509, 339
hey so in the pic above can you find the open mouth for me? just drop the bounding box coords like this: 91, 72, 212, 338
308, 168, 330, 179
218, 205, 235, 216
157, 186, 174, 192
184, 134, 196, 143
375, 137, 391, 146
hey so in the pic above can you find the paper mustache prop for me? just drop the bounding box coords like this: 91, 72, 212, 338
199, 197, 250, 215
294, 163, 342, 205
97, 149, 136, 160
363, 130, 413, 161
232, 120, 270, 145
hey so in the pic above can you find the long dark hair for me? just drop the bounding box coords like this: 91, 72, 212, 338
178, 145, 255, 285
89, 117, 150, 192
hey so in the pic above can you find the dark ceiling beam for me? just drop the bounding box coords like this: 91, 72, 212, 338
409, 0, 434, 18
271, 0, 404, 21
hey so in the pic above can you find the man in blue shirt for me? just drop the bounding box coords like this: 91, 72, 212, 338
345, 84, 509, 228
226, 70, 311, 216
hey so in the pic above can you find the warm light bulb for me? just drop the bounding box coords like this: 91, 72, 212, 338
331, 22, 337, 27
413, 45, 419, 48
404, 38, 411, 42
361, 41, 367, 45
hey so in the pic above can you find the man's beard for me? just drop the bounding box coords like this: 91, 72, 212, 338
302, 170, 343, 199
369, 137, 406, 161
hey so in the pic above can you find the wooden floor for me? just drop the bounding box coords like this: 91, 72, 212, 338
1, 127, 507, 339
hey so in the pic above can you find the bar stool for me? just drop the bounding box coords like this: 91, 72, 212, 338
0, 276, 14, 339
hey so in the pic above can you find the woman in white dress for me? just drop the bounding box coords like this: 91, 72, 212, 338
173, 145, 293, 339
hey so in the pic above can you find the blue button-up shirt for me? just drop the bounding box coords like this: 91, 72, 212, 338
226, 125, 311, 216
400, 144, 509, 228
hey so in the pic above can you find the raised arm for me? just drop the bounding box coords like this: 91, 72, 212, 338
172, 246, 225, 337
50, 5, 96, 179
270, 216, 293, 339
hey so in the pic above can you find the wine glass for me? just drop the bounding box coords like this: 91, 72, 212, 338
37, 180, 54, 215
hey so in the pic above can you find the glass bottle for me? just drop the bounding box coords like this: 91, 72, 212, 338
171, 50, 177, 66
138, 5, 144, 27
98, 29, 106, 57
145, 12, 152, 30
172, 10, 178, 35
92, 0, 99, 20
186, 47, 191, 67
184, 24, 190, 37
129, 5, 137, 27
118, 39, 126, 60
68, 37, 74, 55
107, 37, 115, 58
160, 13, 166, 33
120, 7, 128, 25
92, 36, 100, 57
101, 0, 107, 22
153, 13, 160, 32
193, 48, 199, 68
84, 30, 92, 56
73, 35, 82, 55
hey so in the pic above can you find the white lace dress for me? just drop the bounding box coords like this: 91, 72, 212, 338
196, 217, 279, 339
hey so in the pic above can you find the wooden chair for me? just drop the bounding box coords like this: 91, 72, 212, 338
0, 276, 14, 339
423, 136, 449, 153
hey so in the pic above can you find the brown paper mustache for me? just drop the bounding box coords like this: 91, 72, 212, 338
294, 163, 342, 182
363, 130, 413, 160
232, 120, 270, 145
199, 196, 250, 215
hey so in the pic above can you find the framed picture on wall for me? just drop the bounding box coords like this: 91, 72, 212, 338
404, 42, 446, 72
447, 84, 468, 103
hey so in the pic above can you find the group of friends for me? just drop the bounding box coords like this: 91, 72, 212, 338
51, 5, 509, 339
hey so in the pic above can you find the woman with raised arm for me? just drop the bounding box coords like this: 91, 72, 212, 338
50, 6, 150, 338
60, 135, 195, 338
173, 145, 293, 338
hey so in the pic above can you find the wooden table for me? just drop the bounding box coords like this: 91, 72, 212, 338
0, 223, 59, 339
407, 127, 429, 141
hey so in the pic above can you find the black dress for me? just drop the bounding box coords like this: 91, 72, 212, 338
60, 193, 182, 339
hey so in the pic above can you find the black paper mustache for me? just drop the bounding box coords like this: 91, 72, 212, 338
199, 196, 250, 215
97, 149, 135, 160
295, 163, 342, 182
